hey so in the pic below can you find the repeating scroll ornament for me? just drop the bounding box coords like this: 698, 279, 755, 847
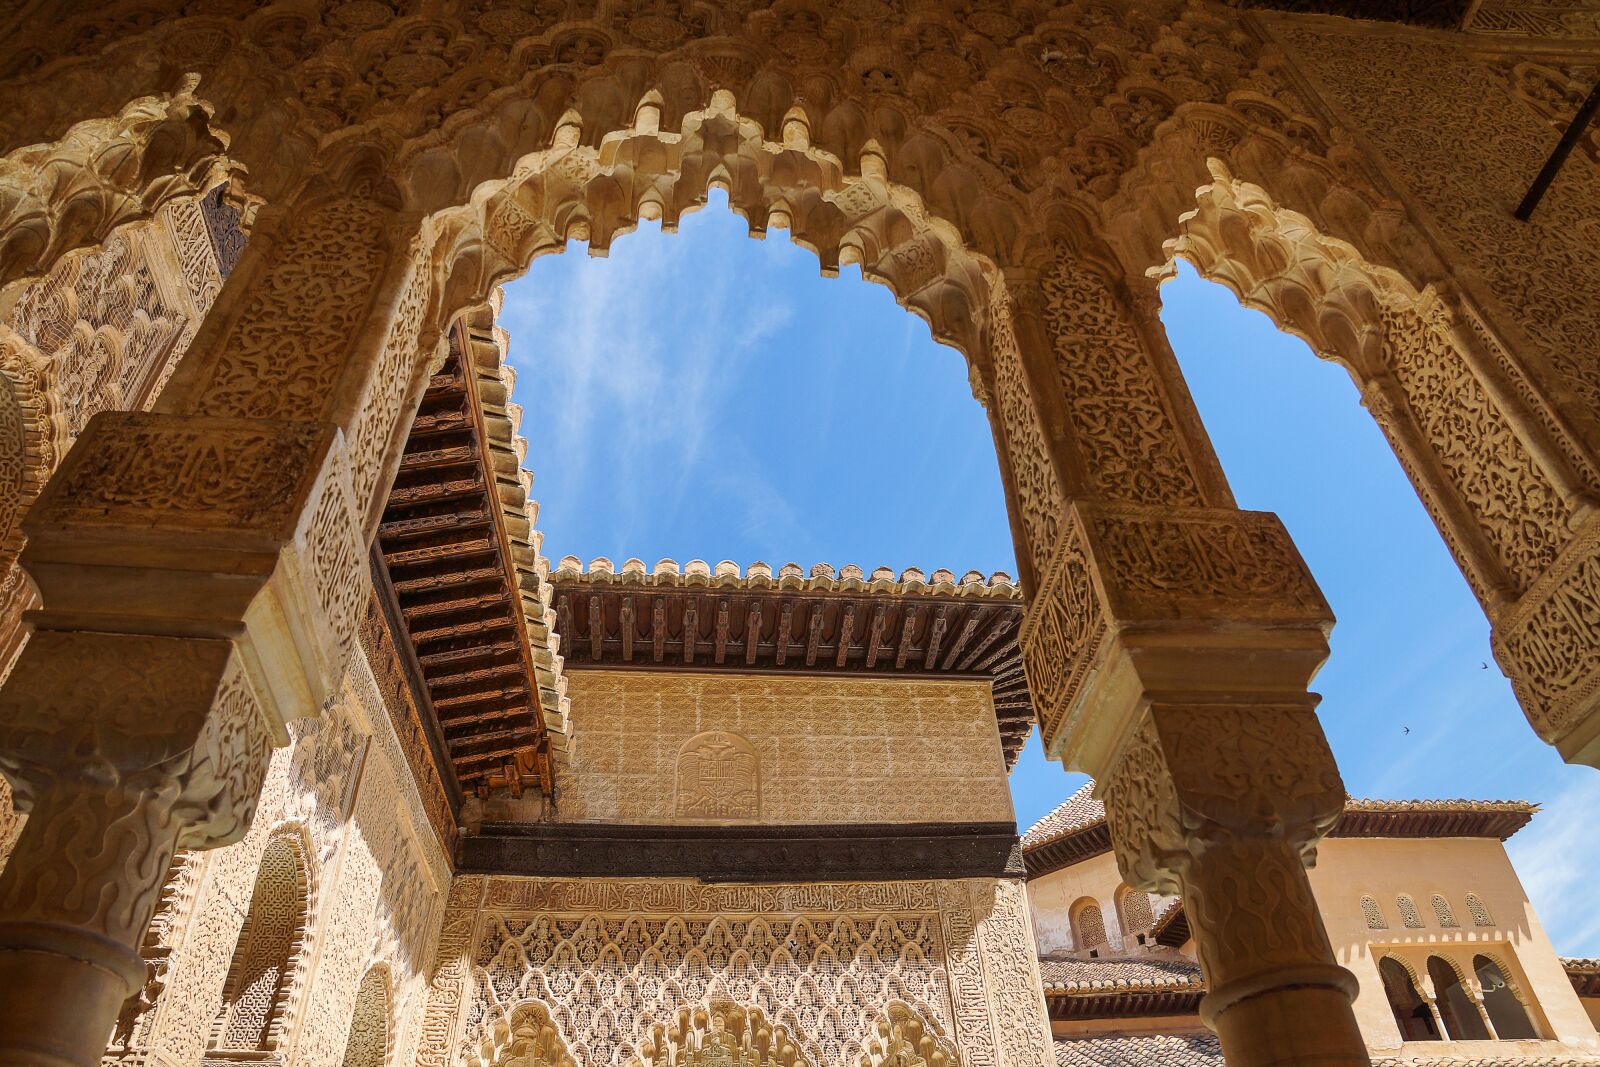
630, 1002, 809, 1067
987, 279, 1063, 579
1037, 262, 1204, 508
192, 194, 390, 422
351, 251, 433, 520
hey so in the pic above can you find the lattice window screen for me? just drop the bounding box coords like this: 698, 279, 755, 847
1119, 888, 1154, 933
1074, 904, 1107, 950
1431, 895, 1459, 928
1360, 895, 1387, 930
212, 836, 308, 1050
1465, 894, 1494, 927
1396, 895, 1424, 929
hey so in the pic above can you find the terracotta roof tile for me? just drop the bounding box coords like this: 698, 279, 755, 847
552, 556, 1021, 598
1054, 1034, 1221, 1066
1021, 784, 1103, 849
1054, 1035, 1600, 1067
1039, 955, 1203, 993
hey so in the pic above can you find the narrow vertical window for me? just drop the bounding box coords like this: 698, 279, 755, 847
1361, 895, 1387, 930
1397, 895, 1424, 928
1072, 900, 1107, 953
1465, 894, 1494, 927
1428, 956, 1489, 1041
340, 967, 391, 1067
1474, 955, 1538, 1040
1379, 957, 1440, 1041
1117, 885, 1155, 939
1431, 894, 1458, 928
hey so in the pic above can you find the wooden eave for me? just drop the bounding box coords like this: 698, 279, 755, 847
1230, 0, 1475, 28
1045, 987, 1205, 1020
375, 321, 552, 797
550, 571, 1033, 765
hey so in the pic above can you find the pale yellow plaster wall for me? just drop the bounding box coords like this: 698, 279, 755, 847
553, 669, 1014, 826
1308, 836, 1599, 1055
1024, 852, 1174, 956
1581, 995, 1600, 1032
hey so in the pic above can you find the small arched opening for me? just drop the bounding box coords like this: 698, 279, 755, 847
1474, 955, 1539, 1040
1427, 955, 1489, 1041
1378, 957, 1440, 1042
1070, 898, 1108, 956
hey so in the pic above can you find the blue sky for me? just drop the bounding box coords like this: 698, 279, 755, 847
499, 192, 1600, 955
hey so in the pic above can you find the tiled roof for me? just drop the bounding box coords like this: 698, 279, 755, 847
1054, 1034, 1221, 1066
1023, 786, 1537, 878
1566, 956, 1600, 997
1054, 1035, 1600, 1067
552, 557, 1020, 597
1021, 784, 1102, 849
1039, 955, 1202, 993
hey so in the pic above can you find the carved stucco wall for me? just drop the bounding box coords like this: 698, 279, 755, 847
551, 670, 1013, 826
419, 876, 1054, 1067
0, 188, 232, 873
102, 643, 450, 1067
1264, 18, 1600, 447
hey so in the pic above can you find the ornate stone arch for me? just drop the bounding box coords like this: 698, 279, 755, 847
341, 964, 394, 1067
210, 823, 319, 1054
1156, 164, 1600, 755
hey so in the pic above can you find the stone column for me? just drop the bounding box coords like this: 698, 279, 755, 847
0, 174, 440, 1065
993, 258, 1368, 1065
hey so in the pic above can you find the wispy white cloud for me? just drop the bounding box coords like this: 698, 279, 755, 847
1507, 771, 1600, 956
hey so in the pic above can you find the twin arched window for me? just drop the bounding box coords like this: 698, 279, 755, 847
1380, 953, 1540, 1043
211, 834, 312, 1051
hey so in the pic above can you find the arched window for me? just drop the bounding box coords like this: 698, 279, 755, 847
211, 834, 311, 1051
1117, 885, 1155, 940
1378, 957, 1440, 1041
1071, 899, 1107, 953
1431, 894, 1458, 928
340, 967, 391, 1067
1427, 956, 1489, 1041
1396, 894, 1424, 928
1361, 895, 1387, 930
1474, 955, 1538, 1040
1465, 893, 1494, 927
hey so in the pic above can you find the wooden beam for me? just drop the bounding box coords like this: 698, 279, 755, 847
715, 598, 731, 665
924, 605, 949, 669
682, 598, 698, 665
619, 595, 635, 662
941, 607, 984, 670
835, 603, 856, 668
744, 602, 761, 665
805, 602, 824, 666
652, 597, 666, 663
775, 601, 794, 666
864, 603, 887, 669
895, 605, 920, 669
588, 593, 603, 662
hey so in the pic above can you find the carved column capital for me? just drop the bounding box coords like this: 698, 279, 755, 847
20, 409, 366, 726
1021, 500, 1332, 768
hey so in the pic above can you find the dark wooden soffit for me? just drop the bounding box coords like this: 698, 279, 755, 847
1228, 0, 1475, 27
376, 322, 551, 798
550, 567, 1032, 765
1566, 959, 1600, 998
1153, 904, 1192, 949
458, 821, 1025, 882
1046, 988, 1205, 1020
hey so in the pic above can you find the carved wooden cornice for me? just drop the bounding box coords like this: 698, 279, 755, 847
550, 559, 1032, 765
375, 316, 564, 798
458, 820, 1024, 882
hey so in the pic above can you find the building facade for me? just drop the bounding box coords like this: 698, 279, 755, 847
1025, 786, 1600, 1064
